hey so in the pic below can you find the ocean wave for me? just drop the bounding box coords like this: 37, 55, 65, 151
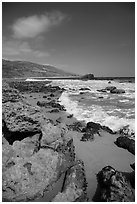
59, 91, 135, 133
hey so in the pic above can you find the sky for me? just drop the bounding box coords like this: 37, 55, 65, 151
2, 2, 135, 77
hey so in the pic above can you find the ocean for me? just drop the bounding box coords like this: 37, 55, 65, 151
51, 79, 135, 136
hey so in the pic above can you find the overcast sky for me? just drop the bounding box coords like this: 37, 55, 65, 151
2, 2, 135, 77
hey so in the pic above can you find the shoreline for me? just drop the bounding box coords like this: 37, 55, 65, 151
2, 79, 135, 202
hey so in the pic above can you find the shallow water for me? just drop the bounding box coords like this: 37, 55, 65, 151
72, 132, 135, 201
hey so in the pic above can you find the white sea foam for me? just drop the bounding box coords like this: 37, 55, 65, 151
59, 91, 135, 133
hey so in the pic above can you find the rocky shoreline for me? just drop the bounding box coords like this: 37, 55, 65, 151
2, 79, 135, 202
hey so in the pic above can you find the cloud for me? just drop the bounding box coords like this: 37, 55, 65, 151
2, 39, 50, 59
12, 11, 66, 39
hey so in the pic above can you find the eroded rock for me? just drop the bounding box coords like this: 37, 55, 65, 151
52, 160, 88, 202
97, 166, 135, 202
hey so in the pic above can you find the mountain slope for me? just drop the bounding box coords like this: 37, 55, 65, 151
2, 59, 78, 78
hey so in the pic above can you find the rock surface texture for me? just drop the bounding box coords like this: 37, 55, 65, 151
97, 166, 135, 202
2, 81, 87, 202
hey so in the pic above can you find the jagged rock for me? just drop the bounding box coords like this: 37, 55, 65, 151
108, 81, 111, 84
110, 88, 125, 94
97, 166, 135, 202
2, 82, 22, 103
68, 121, 85, 132
119, 125, 135, 138
115, 136, 135, 155
81, 122, 114, 141
2, 101, 49, 144
8, 81, 64, 94
37, 100, 66, 111
52, 160, 88, 202
3, 148, 68, 202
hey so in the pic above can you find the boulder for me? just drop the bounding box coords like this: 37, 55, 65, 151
115, 136, 135, 155
110, 89, 125, 94
97, 166, 135, 202
2, 148, 67, 202
52, 160, 88, 202
130, 163, 135, 171
2, 101, 49, 144
81, 122, 114, 141
41, 123, 62, 146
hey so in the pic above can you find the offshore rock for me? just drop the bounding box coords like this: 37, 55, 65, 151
115, 136, 135, 155
97, 166, 135, 202
110, 88, 125, 94
105, 86, 117, 91
52, 160, 88, 202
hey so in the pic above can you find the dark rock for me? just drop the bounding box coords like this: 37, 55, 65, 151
49, 109, 60, 113
79, 87, 90, 91
81, 122, 114, 141
97, 89, 107, 93
80, 92, 84, 94
67, 114, 73, 118
52, 160, 88, 202
105, 86, 117, 91
108, 81, 111, 84
43, 95, 47, 98
98, 96, 104, 99
80, 74, 94, 80
115, 136, 135, 155
49, 93, 54, 97
37, 100, 66, 111
110, 88, 125, 94
68, 121, 85, 132
97, 166, 135, 202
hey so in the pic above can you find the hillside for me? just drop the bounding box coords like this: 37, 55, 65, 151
2, 59, 78, 78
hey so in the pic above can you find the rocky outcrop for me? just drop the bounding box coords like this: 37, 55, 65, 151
2, 81, 87, 202
80, 74, 94, 80
68, 121, 86, 132
37, 100, 66, 111
2, 82, 22, 103
97, 166, 135, 202
52, 160, 88, 202
115, 136, 135, 155
8, 81, 64, 94
81, 121, 114, 141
